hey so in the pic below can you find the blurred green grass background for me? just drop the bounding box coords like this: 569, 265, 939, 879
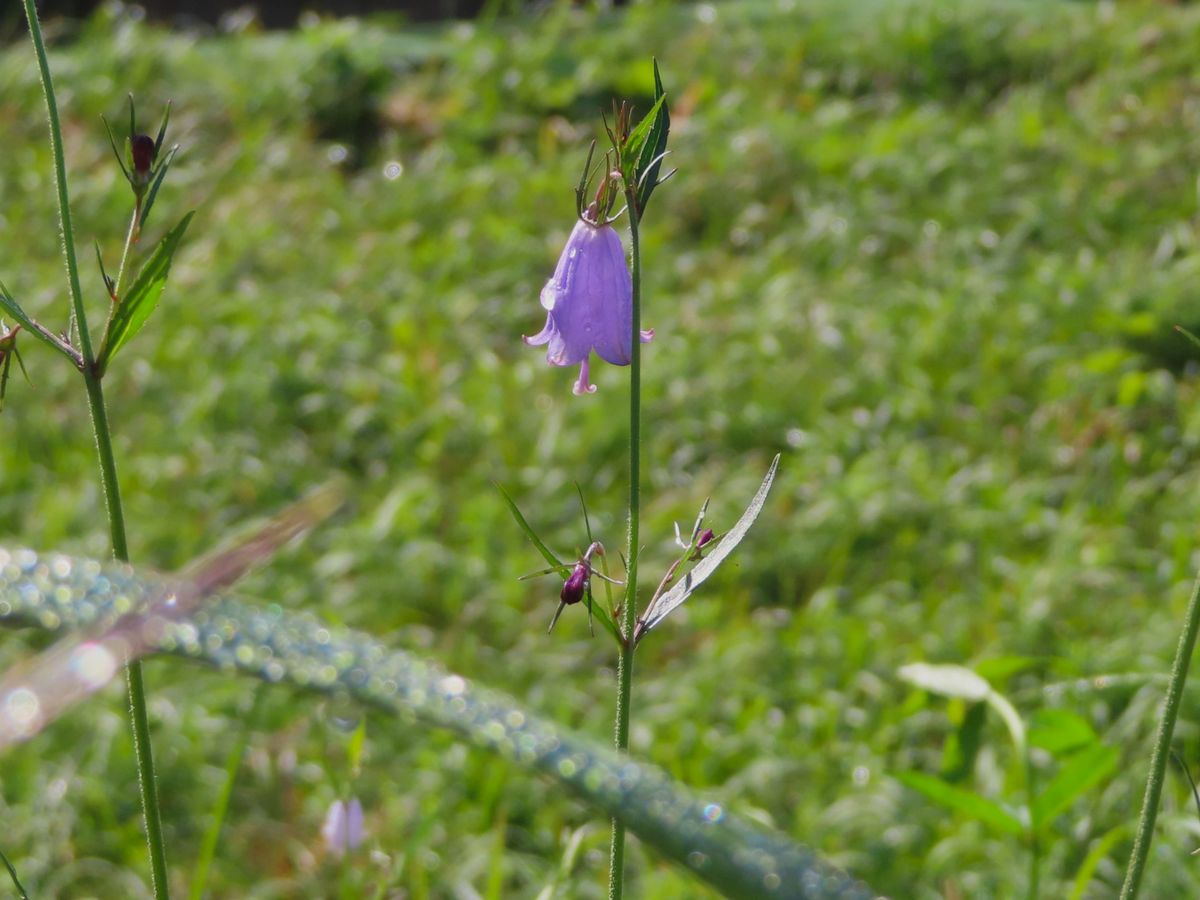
7, 0, 1200, 896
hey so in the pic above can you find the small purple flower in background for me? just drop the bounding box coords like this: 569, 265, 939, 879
524, 204, 654, 395
322, 796, 365, 858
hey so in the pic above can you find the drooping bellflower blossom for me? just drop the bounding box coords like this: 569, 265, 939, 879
322, 796, 365, 858
524, 204, 654, 395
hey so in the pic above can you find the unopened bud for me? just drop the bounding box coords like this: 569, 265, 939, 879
560, 563, 588, 606
130, 134, 156, 183
689, 528, 716, 561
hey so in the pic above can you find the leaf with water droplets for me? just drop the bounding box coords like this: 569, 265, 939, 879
0, 481, 342, 745
0, 541, 877, 899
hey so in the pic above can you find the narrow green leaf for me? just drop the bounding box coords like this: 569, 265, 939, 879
101, 114, 132, 183
635, 59, 671, 216
0, 348, 13, 412
95, 240, 115, 298
1069, 823, 1129, 900
624, 94, 666, 172
97, 210, 193, 373
348, 714, 368, 776
1176, 324, 1200, 352
898, 662, 991, 702
187, 685, 261, 900
153, 100, 172, 156
574, 139, 596, 217
584, 580, 623, 645
895, 771, 1025, 835
0, 846, 28, 900
495, 482, 570, 577
0, 292, 45, 348
576, 483, 594, 545
1032, 743, 1118, 832
637, 454, 780, 637
0, 284, 65, 357
140, 144, 180, 233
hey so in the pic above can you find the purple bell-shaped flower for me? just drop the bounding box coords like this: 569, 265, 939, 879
321, 796, 365, 858
524, 206, 654, 395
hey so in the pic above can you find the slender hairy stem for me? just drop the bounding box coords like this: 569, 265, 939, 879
23, 4, 170, 897
23, 0, 90, 362
608, 199, 643, 900
115, 208, 138, 296
1120, 570, 1200, 899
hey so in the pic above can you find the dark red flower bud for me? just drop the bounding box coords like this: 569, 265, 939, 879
130, 134, 156, 181
560, 563, 589, 606
688, 528, 716, 561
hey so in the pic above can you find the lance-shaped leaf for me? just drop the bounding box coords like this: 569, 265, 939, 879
1177, 324, 1200, 352
495, 482, 571, 577
1031, 743, 1118, 833
0, 282, 81, 367
623, 94, 665, 177
0, 846, 28, 900
634, 59, 671, 217
0, 328, 30, 413
140, 143, 180, 234
636, 454, 780, 641
96, 210, 193, 373
894, 771, 1025, 836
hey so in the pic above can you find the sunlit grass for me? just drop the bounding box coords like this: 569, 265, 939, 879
5, 0, 1200, 895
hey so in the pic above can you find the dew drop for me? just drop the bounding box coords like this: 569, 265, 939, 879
0, 687, 42, 738
69, 642, 118, 688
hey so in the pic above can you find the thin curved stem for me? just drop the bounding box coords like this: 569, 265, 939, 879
1120, 570, 1200, 899
608, 198, 643, 900
22, 3, 170, 897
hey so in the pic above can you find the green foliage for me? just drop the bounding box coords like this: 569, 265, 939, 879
5, 0, 1200, 896
96, 211, 193, 373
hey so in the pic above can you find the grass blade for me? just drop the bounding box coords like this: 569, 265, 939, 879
495, 482, 570, 577
895, 771, 1024, 836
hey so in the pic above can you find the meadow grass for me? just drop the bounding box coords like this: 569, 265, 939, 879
5, 0, 1200, 895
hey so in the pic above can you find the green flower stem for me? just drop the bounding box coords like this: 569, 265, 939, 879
1120, 569, 1200, 900
609, 197, 643, 900
23, 0, 90, 363
115, 207, 139, 293
22, 3, 170, 897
